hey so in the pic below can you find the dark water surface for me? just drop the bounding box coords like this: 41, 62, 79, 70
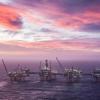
0, 60, 100, 100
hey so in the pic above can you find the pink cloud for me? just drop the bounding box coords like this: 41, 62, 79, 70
1, 39, 100, 53
0, 4, 22, 30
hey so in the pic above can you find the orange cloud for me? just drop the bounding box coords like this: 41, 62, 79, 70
0, 5, 22, 30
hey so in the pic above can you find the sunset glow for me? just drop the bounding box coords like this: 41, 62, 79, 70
0, 0, 100, 60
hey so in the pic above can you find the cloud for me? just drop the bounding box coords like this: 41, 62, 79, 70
0, 4, 22, 30
0, 0, 100, 60
14, 0, 100, 13
2, 0, 99, 34
1, 38, 100, 52
54, 0, 100, 14
80, 23, 100, 33
0, 39, 100, 60
0, 0, 12, 4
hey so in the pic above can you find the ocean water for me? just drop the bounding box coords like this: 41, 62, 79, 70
0, 60, 100, 100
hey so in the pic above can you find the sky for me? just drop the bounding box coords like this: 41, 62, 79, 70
0, 0, 100, 60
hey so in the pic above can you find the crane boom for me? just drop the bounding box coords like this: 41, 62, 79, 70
2, 59, 8, 75
56, 57, 65, 72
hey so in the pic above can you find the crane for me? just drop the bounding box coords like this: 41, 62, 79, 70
56, 57, 65, 73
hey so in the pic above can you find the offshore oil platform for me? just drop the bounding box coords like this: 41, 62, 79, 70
39, 59, 57, 81
1, 58, 100, 83
56, 57, 81, 82
64, 68, 81, 82
92, 68, 100, 82
2, 59, 30, 82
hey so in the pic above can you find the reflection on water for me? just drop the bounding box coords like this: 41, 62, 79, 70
0, 79, 100, 100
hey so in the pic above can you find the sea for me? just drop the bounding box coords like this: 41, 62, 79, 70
0, 59, 100, 100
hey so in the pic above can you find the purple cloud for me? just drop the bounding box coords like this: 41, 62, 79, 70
14, 0, 100, 13
80, 23, 100, 33
8, 16, 22, 28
